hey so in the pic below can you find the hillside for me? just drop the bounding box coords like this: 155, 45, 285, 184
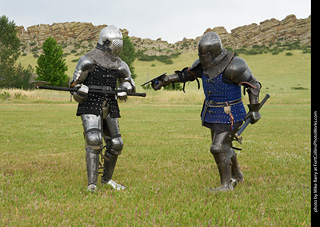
16, 14, 310, 57
1, 14, 312, 227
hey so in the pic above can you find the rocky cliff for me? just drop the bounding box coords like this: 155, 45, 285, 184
209, 14, 311, 49
17, 14, 310, 55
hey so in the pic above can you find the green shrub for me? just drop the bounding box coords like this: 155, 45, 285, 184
0, 91, 10, 99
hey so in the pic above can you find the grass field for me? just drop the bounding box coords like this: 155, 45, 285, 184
0, 50, 311, 226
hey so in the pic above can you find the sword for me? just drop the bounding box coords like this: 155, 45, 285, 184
31, 81, 146, 97
234, 94, 270, 144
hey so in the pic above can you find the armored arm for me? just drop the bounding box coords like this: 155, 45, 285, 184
151, 72, 181, 90
117, 61, 135, 100
224, 57, 261, 124
71, 55, 95, 86
71, 55, 94, 103
152, 59, 202, 90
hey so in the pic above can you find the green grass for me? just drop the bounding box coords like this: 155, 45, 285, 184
1, 51, 311, 226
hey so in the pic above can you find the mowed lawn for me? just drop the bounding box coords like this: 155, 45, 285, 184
0, 50, 311, 226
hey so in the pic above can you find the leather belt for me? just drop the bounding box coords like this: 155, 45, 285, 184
201, 98, 242, 126
204, 98, 242, 107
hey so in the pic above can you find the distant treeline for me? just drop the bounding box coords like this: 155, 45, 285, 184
136, 51, 181, 64
227, 41, 311, 56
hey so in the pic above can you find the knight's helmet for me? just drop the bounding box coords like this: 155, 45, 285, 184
198, 32, 225, 68
97, 25, 123, 57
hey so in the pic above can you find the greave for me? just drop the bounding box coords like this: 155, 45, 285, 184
231, 151, 244, 184
101, 152, 118, 184
86, 148, 100, 186
213, 153, 233, 191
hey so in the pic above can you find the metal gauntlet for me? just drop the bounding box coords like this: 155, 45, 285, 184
246, 77, 261, 124
73, 85, 89, 103
246, 103, 261, 124
152, 73, 181, 90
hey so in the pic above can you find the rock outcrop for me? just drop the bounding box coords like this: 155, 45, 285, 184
17, 14, 310, 55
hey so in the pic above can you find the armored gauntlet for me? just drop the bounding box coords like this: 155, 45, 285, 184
151, 73, 180, 90
73, 84, 89, 103
245, 103, 261, 124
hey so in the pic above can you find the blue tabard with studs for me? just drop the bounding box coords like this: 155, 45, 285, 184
201, 73, 246, 125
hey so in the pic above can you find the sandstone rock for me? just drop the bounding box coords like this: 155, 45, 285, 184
17, 14, 311, 55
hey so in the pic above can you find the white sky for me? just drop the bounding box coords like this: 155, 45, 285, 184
0, 0, 311, 43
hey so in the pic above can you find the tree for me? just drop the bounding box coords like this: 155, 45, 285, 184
0, 15, 21, 87
0, 15, 34, 89
12, 64, 35, 90
36, 37, 68, 86
120, 35, 137, 80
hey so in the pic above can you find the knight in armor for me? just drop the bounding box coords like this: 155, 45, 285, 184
71, 25, 135, 191
152, 32, 261, 191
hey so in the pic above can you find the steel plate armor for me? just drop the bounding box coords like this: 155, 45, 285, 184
72, 25, 134, 191
151, 31, 261, 191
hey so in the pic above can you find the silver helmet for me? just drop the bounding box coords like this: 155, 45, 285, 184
97, 25, 123, 57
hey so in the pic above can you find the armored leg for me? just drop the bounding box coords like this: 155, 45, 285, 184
210, 131, 236, 191
101, 114, 125, 190
81, 114, 103, 191
102, 152, 118, 183
209, 126, 244, 191
231, 150, 244, 184
86, 148, 100, 191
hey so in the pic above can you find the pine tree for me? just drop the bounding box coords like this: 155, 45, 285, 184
36, 37, 68, 86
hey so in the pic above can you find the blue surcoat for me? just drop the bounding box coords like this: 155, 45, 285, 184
201, 73, 246, 125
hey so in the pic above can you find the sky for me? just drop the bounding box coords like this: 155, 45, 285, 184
0, 0, 311, 43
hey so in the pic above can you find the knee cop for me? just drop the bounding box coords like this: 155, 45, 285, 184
210, 131, 234, 161
84, 128, 103, 152
106, 134, 123, 156
210, 143, 224, 156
